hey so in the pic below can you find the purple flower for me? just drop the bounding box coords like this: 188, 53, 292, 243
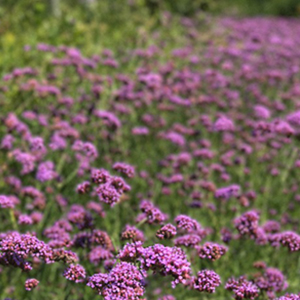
13, 150, 36, 175
139, 200, 168, 225
0, 233, 53, 270
214, 116, 235, 132
140, 244, 191, 287
25, 278, 39, 291
196, 242, 228, 261
94, 110, 121, 129
174, 215, 201, 232
0, 195, 15, 209
254, 267, 288, 293
132, 126, 149, 135
18, 214, 33, 225
215, 185, 241, 200
89, 246, 113, 265
174, 234, 201, 247
118, 241, 144, 262
96, 184, 121, 206
193, 270, 221, 293
63, 264, 86, 283
121, 225, 145, 242
91, 168, 111, 184
87, 262, 146, 300
1, 134, 15, 150
113, 162, 135, 178
90, 230, 114, 251
76, 181, 91, 194
286, 111, 300, 126
279, 231, 300, 252
156, 224, 177, 239
36, 161, 57, 182
234, 210, 260, 238
225, 276, 259, 300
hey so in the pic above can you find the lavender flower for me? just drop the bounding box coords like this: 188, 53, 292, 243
234, 211, 260, 238
140, 244, 191, 287
63, 264, 86, 283
193, 270, 221, 293
197, 242, 228, 261
25, 278, 39, 291
215, 184, 241, 200
87, 262, 146, 300
113, 162, 135, 178
225, 276, 259, 300
156, 224, 177, 239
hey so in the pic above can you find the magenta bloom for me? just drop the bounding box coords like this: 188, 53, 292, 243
234, 210, 260, 238
156, 224, 177, 239
174, 215, 201, 232
225, 276, 259, 300
197, 242, 228, 261
193, 270, 221, 293
140, 244, 191, 287
215, 184, 240, 200
113, 162, 135, 178
36, 161, 57, 182
0, 195, 15, 208
87, 262, 146, 300
63, 264, 86, 283
214, 116, 235, 132
25, 278, 39, 291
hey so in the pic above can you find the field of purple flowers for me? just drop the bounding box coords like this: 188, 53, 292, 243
1, 14, 300, 300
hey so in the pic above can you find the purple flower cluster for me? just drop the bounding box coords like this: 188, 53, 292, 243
138, 200, 168, 225
156, 223, 177, 239
196, 242, 228, 261
87, 262, 146, 300
140, 244, 191, 288
63, 264, 86, 283
192, 270, 221, 293
226, 276, 259, 300
234, 211, 260, 238
25, 278, 39, 291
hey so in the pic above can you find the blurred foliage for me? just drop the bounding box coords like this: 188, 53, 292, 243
0, 0, 299, 74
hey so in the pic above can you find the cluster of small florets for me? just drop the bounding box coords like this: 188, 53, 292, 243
63, 264, 86, 283
278, 231, 300, 252
0, 233, 54, 271
234, 211, 260, 238
0, 195, 15, 209
121, 225, 145, 242
215, 184, 241, 200
225, 276, 259, 300
113, 162, 135, 178
174, 234, 201, 247
138, 200, 168, 224
118, 241, 144, 262
91, 168, 130, 207
196, 242, 228, 261
36, 161, 57, 182
254, 267, 288, 293
156, 223, 177, 239
192, 270, 221, 293
140, 244, 191, 287
25, 278, 39, 291
174, 215, 201, 232
87, 262, 146, 300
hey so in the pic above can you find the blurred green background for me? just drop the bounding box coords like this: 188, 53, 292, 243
0, 0, 299, 74
0, 0, 300, 75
